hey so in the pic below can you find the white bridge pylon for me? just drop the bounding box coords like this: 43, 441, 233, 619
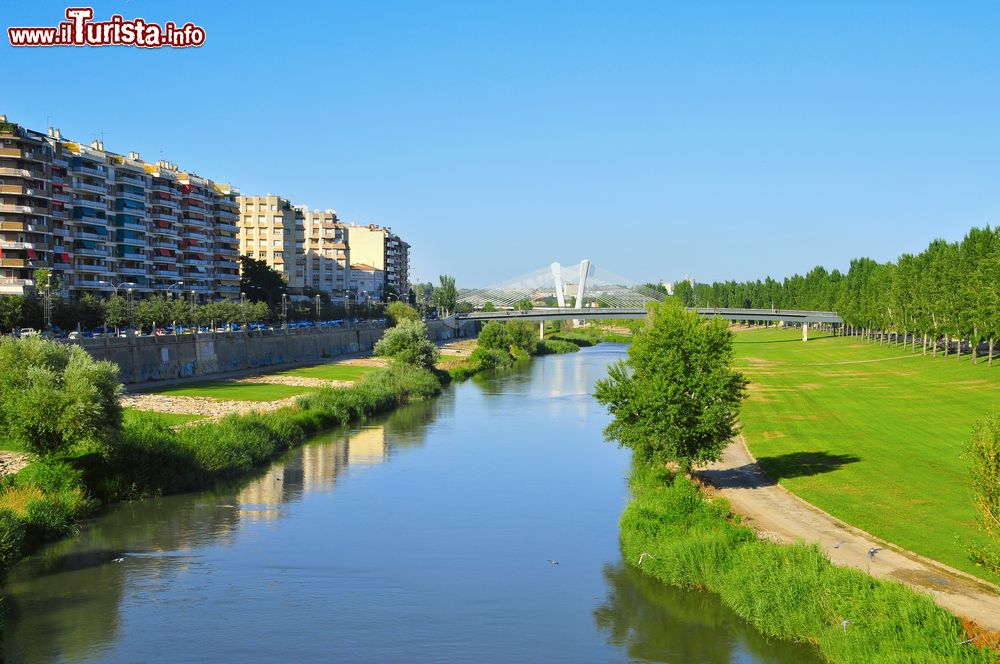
458, 259, 664, 310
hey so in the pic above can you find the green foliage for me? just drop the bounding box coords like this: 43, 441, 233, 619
477, 321, 514, 351
385, 301, 420, 327
595, 300, 747, 471
536, 339, 580, 355
240, 255, 288, 305
621, 467, 998, 663
967, 414, 1000, 576
374, 319, 440, 368
104, 295, 128, 328
513, 298, 534, 311
481, 301, 497, 312
506, 321, 539, 355
0, 509, 25, 572
13, 459, 83, 494
469, 346, 515, 371
0, 336, 123, 456
433, 275, 457, 316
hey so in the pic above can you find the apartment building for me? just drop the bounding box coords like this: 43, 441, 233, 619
348, 263, 383, 302
347, 224, 410, 298
298, 207, 350, 298
0, 115, 242, 301
238, 195, 303, 290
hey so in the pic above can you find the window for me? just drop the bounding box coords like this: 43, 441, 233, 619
273, 239, 281, 247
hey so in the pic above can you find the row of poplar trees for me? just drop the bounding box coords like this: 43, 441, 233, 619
682, 225, 1000, 363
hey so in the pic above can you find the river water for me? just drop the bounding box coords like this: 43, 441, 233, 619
2, 344, 819, 663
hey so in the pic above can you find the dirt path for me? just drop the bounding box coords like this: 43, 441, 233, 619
698, 438, 1000, 631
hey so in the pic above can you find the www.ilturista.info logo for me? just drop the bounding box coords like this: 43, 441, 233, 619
7, 7, 205, 48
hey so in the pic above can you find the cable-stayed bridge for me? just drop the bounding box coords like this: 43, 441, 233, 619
454, 260, 842, 340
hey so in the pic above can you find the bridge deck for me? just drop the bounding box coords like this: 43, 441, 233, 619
457, 307, 843, 325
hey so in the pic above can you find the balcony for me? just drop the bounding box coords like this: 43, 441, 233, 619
153, 269, 179, 277
73, 278, 107, 288
72, 197, 107, 211
114, 189, 146, 203
69, 162, 105, 177
0, 203, 38, 214
215, 221, 238, 233
120, 266, 147, 275
51, 191, 71, 203
118, 235, 145, 247
187, 231, 209, 240
75, 263, 109, 273
74, 230, 108, 241
0, 147, 47, 162
0, 167, 33, 178
215, 259, 238, 268
75, 246, 109, 257
52, 156, 69, 168
74, 180, 108, 194
218, 284, 241, 293
151, 210, 178, 221
0, 278, 32, 295
0, 258, 25, 268
52, 227, 69, 237
115, 172, 146, 186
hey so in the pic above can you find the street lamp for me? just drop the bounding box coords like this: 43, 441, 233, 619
315, 294, 321, 322
165, 280, 184, 298
98, 280, 135, 334
190, 289, 197, 331
281, 293, 288, 329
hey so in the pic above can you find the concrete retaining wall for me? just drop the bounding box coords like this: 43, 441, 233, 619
75, 319, 469, 385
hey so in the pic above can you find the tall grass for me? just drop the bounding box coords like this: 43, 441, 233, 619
621, 465, 998, 663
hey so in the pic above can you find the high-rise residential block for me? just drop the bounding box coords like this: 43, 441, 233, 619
346, 224, 410, 298
0, 114, 242, 302
298, 207, 350, 298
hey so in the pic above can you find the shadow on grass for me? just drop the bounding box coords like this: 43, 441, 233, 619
699, 451, 861, 490
757, 451, 862, 480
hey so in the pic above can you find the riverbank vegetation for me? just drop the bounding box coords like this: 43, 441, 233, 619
734, 327, 1000, 583
621, 465, 996, 663
598, 302, 998, 661
0, 334, 447, 577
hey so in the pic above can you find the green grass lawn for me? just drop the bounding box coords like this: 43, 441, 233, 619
144, 381, 316, 401
123, 408, 207, 427
734, 327, 1000, 583
274, 363, 376, 381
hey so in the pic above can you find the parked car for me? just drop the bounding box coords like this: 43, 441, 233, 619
17, 328, 39, 337
68, 331, 81, 340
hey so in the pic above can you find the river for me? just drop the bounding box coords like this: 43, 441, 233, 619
2, 344, 820, 663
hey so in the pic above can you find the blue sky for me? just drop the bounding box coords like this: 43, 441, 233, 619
2, 1, 998, 287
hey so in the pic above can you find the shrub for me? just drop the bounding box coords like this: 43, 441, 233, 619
967, 414, 1000, 576
470, 346, 514, 371
374, 319, 440, 368
0, 509, 25, 572
536, 339, 580, 355
0, 336, 123, 456
477, 321, 514, 351
506, 321, 539, 355
385, 301, 420, 327
23, 491, 88, 542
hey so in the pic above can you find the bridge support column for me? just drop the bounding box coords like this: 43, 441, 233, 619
539, 321, 545, 340
802, 323, 809, 342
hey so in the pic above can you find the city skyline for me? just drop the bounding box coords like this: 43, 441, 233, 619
3, 1, 999, 287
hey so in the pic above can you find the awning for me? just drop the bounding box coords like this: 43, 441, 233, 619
197, 253, 207, 260
27, 249, 37, 259
157, 248, 171, 257
60, 252, 71, 262
158, 221, 170, 228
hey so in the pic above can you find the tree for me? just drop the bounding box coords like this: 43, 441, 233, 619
506, 321, 538, 355
477, 321, 513, 351
385, 301, 420, 327
595, 300, 748, 472
239, 256, 287, 305
433, 275, 457, 316
104, 295, 127, 330
373, 319, 440, 368
0, 336, 123, 456
513, 298, 534, 311
967, 414, 1000, 576
481, 301, 497, 313
0, 297, 24, 332
673, 280, 695, 307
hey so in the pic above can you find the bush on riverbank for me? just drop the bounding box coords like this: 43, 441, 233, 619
621, 465, 997, 663
0, 363, 446, 572
536, 339, 580, 355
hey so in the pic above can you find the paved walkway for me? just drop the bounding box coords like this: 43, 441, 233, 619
698, 438, 1000, 631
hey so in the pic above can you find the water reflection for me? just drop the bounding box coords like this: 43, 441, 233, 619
595, 562, 818, 663
1, 398, 441, 663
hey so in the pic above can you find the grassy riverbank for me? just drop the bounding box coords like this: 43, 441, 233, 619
0, 363, 445, 575
734, 327, 1000, 583
620, 464, 997, 663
